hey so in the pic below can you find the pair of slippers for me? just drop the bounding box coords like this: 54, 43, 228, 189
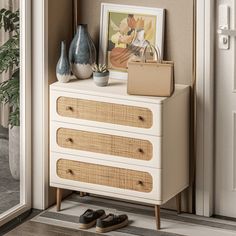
79, 209, 129, 233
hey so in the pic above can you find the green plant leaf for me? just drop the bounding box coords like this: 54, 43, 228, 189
0, 8, 19, 33
0, 7, 20, 127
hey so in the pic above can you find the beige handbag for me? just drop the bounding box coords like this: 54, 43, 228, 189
127, 44, 174, 97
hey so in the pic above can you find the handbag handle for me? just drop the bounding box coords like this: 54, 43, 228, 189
142, 43, 162, 63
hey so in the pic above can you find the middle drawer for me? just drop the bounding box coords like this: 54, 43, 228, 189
51, 122, 162, 168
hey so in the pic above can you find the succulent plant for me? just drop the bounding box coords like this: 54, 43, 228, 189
91, 63, 109, 73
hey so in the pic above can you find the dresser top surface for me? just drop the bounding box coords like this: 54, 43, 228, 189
50, 78, 189, 104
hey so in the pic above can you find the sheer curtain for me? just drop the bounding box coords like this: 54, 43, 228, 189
0, 0, 19, 128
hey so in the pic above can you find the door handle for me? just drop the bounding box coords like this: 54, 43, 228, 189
218, 4, 230, 50
217, 29, 236, 37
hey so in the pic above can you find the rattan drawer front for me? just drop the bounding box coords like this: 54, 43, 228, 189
57, 97, 153, 129
57, 159, 153, 193
57, 128, 153, 161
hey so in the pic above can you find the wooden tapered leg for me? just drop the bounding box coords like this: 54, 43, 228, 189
154, 205, 161, 230
56, 188, 63, 212
176, 193, 181, 214
79, 192, 87, 197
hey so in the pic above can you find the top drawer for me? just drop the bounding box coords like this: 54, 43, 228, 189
57, 97, 152, 129
50, 90, 162, 136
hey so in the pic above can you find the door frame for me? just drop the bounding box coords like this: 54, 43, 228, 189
32, 0, 49, 210
195, 0, 215, 217
0, 0, 31, 226
33, 0, 215, 217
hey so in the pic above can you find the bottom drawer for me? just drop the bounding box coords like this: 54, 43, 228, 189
50, 153, 162, 203
57, 159, 152, 193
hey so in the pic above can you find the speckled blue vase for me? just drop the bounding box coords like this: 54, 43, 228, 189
69, 24, 96, 79
56, 41, 71, 83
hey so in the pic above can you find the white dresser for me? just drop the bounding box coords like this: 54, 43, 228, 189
50, 79, 189, 229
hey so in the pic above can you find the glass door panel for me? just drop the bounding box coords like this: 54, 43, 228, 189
0, 0, 31, 226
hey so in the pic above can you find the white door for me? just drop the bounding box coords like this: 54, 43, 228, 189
215, 0, 236, 217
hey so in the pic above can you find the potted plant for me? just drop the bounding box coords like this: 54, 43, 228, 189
0, 8, 20, 180
91, 64, 110, 87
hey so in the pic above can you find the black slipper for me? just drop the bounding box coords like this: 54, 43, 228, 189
79, 209, 106, 229
96, 213, 129, 233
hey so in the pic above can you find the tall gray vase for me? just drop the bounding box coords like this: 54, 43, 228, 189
56, 41, 71, 83
69, 24, 96, 79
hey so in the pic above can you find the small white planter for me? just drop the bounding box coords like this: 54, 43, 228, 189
93, 71, 109, 87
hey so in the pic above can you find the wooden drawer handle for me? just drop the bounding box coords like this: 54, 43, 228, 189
66, 138, 73, 143
138, 148, 144, 154
138, 180, 144, 186
138, 116, 144, 121
66, 169, 73, 175
66, 106, 73, 111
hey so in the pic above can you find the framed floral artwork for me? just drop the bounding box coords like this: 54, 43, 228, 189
99, 3, 165, 80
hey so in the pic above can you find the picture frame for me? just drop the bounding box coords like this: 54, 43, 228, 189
99, 3, 165, 80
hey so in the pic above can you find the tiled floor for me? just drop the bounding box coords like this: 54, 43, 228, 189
0, 136, 20, 215
30, 194, 236, 236
5, 221, 101, 236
